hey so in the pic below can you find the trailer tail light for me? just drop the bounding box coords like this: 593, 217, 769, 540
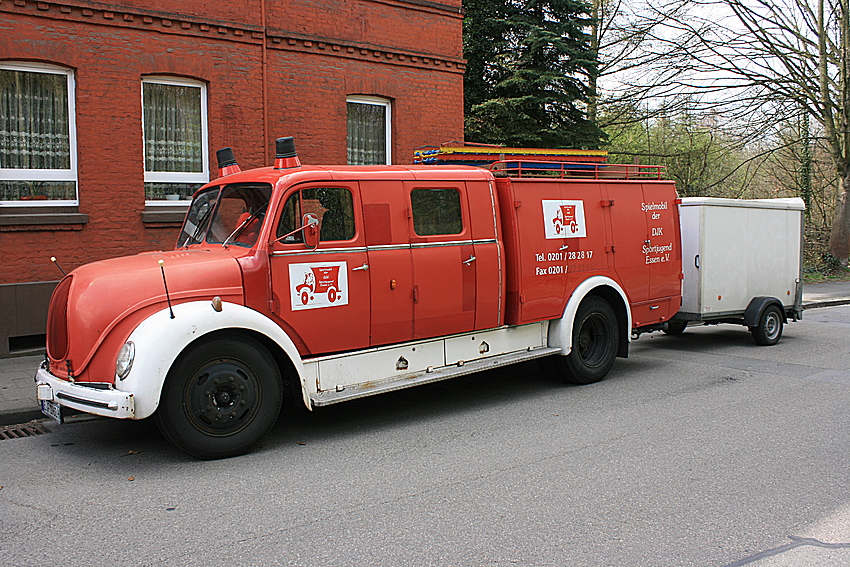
47, 276, 73, 361
274, 136, 301, 169
216, 147, 241, 177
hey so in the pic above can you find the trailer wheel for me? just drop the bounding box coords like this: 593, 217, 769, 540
750, 304, 783, 346
663, 320, 687, 335
543, 296, 618, 385
155, 335, 282, 459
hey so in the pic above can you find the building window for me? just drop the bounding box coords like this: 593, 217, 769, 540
142, 77, 208, 202
347, 96, 391, 165
0, 62, 77, 204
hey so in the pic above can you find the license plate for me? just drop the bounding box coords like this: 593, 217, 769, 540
40, 400, 64, 424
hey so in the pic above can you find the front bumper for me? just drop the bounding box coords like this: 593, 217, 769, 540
35, 366, 135, 419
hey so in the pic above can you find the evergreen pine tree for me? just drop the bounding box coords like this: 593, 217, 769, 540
463, 0, 603, 149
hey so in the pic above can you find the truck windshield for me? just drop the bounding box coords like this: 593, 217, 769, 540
177, 183, 273, 248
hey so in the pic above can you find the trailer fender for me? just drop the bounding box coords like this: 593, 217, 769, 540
118, 301, 308, 420
743, 296, 786, 327
548, 276, 632, 357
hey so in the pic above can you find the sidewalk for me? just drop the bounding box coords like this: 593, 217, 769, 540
3, 281, 850, 427
0, 352, 48, 427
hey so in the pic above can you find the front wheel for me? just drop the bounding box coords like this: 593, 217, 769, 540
155, 336, 283, 459
750, 305, 783, 346
542, 296, 618, 385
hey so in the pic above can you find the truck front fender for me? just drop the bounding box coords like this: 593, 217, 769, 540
119, 301, 308, 419
547, 276, 632, 357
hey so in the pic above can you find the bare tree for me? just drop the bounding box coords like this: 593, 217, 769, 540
589, 0, 698, 128
626, 0, 850, 262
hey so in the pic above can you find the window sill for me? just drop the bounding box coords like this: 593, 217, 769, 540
142, 204, 188, 225
0, 206, 88, 230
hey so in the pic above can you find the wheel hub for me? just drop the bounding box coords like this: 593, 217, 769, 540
184, 360, 260, 435
578, 314, 609, 366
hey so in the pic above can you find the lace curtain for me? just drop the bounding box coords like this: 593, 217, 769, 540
143, 82, 203, 173
347, 101, 387, 165
0, 69, 71, 170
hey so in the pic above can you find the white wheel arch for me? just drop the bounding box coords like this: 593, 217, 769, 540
547, 276, 632, 355
119, 301, 309, 419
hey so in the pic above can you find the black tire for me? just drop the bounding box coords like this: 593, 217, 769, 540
750, 304, 783, 346
155, 335, 283, 459
663, 320, 687, 335
543, 296, 618, 385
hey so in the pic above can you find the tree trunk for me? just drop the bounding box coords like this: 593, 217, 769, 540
586, 0, 600, 125
827, 0, 850, 264
828, 172, 850, 264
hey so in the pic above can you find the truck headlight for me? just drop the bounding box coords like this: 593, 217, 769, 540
115, 342, 135, 381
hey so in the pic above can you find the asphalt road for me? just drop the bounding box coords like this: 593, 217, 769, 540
1, 306, 849, 567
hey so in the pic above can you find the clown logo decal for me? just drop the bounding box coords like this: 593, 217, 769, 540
289, 261, 348, 310
542, 200, 586, 239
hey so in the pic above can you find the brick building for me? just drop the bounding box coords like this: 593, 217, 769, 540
0, 0, 465, 356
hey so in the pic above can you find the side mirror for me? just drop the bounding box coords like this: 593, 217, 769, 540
303, 213, 320, 250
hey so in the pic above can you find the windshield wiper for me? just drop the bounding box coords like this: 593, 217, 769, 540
189, 204, 215, 244
222, 203, 268, 248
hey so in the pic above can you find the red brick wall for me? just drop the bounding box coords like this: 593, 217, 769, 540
266, 0, 462, 54
0, 0, 464, 286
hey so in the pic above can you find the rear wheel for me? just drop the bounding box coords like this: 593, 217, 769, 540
543, 296, 618, 385
155, 336, 282, 459
663, 320, 687, 335
750, 304, 783, 346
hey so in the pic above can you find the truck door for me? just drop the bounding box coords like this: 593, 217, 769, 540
360, 180, 414, 346
604, 182, 649, 309
269, 183, 371, 355
465, 179, 503, 330
641, 182, 681, 304
603, 181, 680, 326
406, 181, 476, 339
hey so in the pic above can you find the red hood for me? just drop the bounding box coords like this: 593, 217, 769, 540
48, 248, 245, 378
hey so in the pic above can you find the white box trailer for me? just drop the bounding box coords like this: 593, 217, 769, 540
666, 197, 805, 344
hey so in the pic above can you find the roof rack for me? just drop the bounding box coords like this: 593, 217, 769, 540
490, 160, 666, 180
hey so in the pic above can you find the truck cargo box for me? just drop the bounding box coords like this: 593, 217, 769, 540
678, 197, 805, 320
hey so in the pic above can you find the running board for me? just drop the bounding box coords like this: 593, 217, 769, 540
310, 346, 562, 407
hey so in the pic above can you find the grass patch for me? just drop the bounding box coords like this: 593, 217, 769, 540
803, 253, 850, 283
803, 269, 850, 284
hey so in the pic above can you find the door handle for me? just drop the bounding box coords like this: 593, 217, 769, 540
463, 255, 477, 265
352, 263, 369, 271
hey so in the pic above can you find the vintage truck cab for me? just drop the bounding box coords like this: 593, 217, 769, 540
37, 137, 684, 458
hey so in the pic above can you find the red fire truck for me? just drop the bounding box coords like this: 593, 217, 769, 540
34, 138, 798, 459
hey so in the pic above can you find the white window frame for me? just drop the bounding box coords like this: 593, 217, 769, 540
346, 95, 392, 165
141, 76, 209, 205
0, 61, 78, 206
